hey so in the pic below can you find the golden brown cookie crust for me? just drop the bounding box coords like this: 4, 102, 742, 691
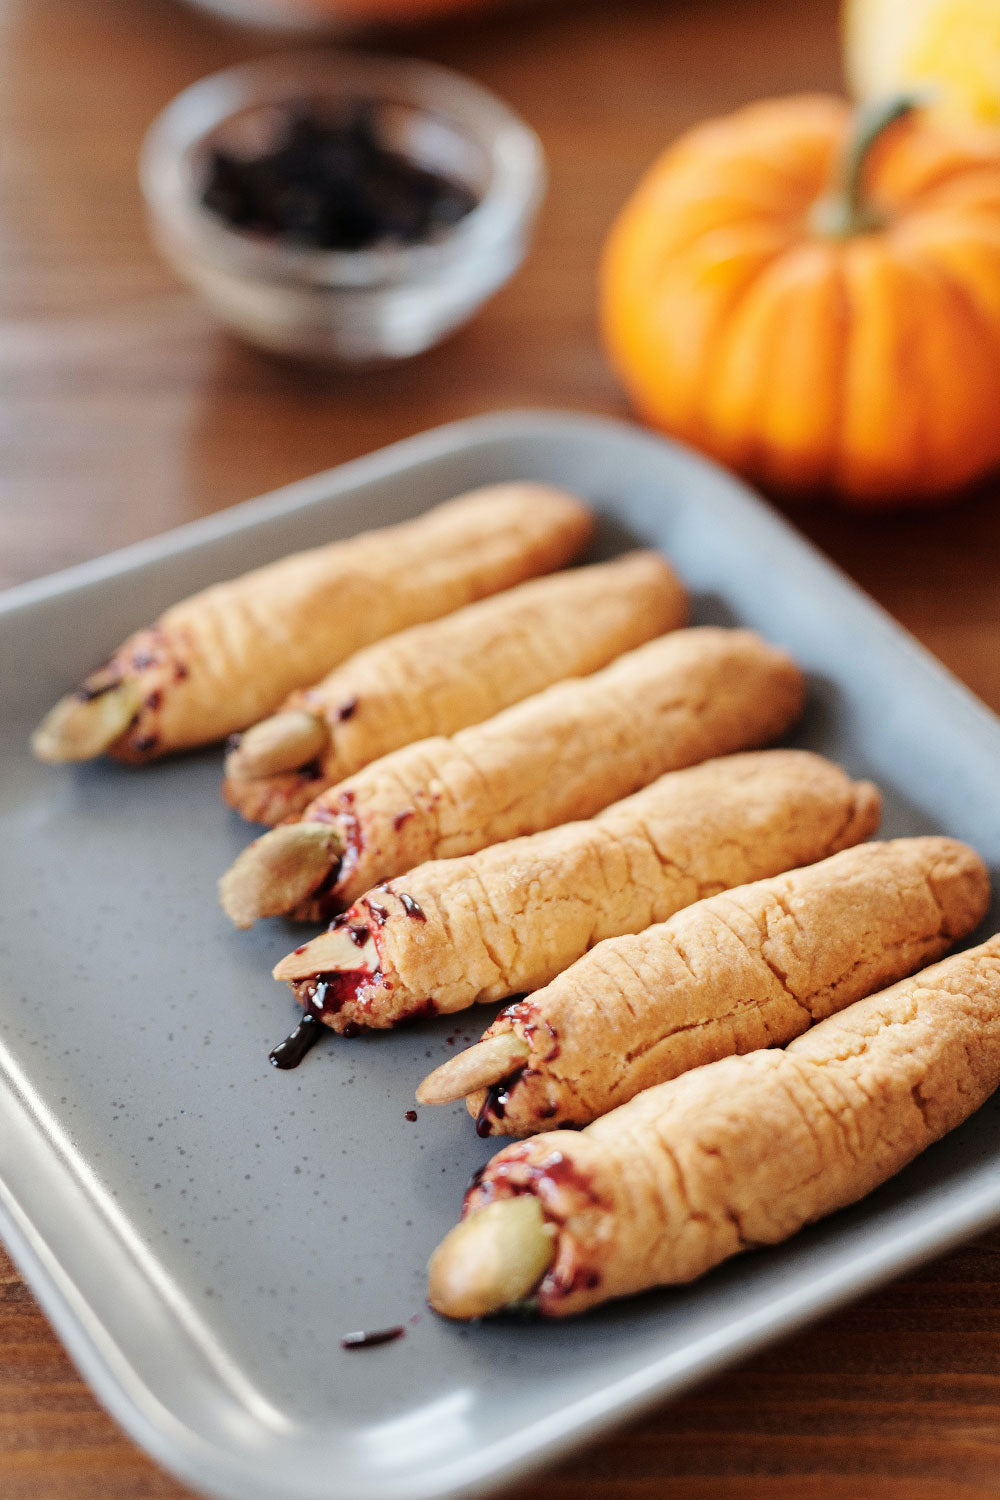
288, 626, 807, 913
222, 552, 688, 825
467, 836, 989, 1134
276, 749, 880, 1031
58, 483, 594, 763
464, 933, 1000, 1316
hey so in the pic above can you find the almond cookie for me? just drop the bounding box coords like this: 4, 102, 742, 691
32, 483, 593, 764
428, 933, 1000, 1318
421, 837, 989, 1135
275, 749, 879, 1032
220, 628, 806, 927
223, 552, 687, 825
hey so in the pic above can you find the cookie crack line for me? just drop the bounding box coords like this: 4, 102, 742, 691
704, 900, 815, 1024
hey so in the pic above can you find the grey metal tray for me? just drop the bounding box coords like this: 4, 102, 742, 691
2, 411, 999, 1500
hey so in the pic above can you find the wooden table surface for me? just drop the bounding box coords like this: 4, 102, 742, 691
5, 0, 1000, 1495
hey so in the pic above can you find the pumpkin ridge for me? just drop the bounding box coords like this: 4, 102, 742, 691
698, 247, 807, 476
905, 166, 1000, 217
836, 240, 924, 499
688, 246, 791, 443
886, 252, 936, 496
885, 146, 1000, 208
909, 226, 1000, 365
794, 249, 851, 497
826, 258, 851, 501
899, 255, 950, 494
909, 246, 1000, 484
646, 203, 794, 273
734, 242, 845, 490
602, 217, 794, 442
889, 245, 988, 495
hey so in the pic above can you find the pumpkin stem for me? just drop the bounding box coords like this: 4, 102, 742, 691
811, 93, 922, 238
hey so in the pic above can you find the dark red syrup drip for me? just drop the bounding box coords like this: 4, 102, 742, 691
475, 1065, 527, 1137
309, 790, 360, 882
341, 1326, 405, 1350
269, 1011, 324, 1069
309, 853, 346, 905
533, 1149, 596, 1195
566, 1267, 602, 1293
398, 893, 426, 921
322, 791, 363, 891
302, 972, 371, 1015
286, 967, 379, 1041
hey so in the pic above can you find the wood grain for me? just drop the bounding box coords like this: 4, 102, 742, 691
3, 0, 1000, 1496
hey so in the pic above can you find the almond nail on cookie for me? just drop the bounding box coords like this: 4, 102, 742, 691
222, 551, 688, 826
274, 750, 880, 1035
420, 837, 989, 1135
31, 483, 593, 765
428, 933, 1000, 1319
219, 627, 806, 928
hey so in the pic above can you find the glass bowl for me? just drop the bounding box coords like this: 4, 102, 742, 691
139, 51, 546, 362
179, 0, 335, 27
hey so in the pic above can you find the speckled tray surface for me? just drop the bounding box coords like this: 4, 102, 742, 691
3, 411, 1000, 1500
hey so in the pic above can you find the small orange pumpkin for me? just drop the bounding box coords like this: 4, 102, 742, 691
600, 94, 1000, 505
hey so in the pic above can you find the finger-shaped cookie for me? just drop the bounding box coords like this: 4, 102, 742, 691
428, 933, 1000, 1319
31, 483, 592, 764
421, 837, 989, 1135
220, 627, 806, 927
223, 552, 688, 825
274, 750, 880, 1033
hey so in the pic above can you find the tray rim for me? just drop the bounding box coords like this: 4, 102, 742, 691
4, 407, 1000, 1500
